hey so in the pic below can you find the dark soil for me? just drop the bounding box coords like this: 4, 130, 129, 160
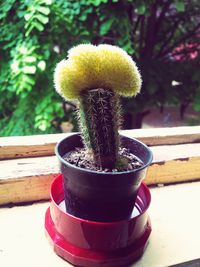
63, 147, 144, 172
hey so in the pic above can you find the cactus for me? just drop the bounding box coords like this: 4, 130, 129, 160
79, 88, 120, 168
54, 44, 142, 169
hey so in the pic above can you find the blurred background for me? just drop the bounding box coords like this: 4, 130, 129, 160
0, 0, 200, 136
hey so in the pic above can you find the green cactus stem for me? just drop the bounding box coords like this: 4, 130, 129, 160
78, 88, 121, 169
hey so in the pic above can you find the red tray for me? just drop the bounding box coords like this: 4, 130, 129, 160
45, 174, 152, 267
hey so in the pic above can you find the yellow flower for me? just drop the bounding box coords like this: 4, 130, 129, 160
54, 44, 142, 100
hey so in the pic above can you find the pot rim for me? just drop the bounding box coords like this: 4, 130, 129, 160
55, 133, 153, 176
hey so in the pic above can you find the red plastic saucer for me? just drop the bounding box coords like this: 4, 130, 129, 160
45, 174, 152, 267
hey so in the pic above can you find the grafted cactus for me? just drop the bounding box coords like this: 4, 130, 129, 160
54, 44, 142, 169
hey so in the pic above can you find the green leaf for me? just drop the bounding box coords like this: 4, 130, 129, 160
33, 21, 44, 31
26, 45, 38, 54
36, 120, 49, 131
25, 24, 35, 36
11, 60, 19, 73
24, 56, 37, 63
36, 6, 50, 15
22, 75, 35, 85
90, 0, 101, 6
17, 11, 25, 18
80, 30, 90, 36
23, 66, 36, 74
100, 18, 114, 35
37, 61, 46, 71
44, 0, 52, 5
136, 3, 146, 15
24, 13, 32, 21
79, 13, 87, 21
19, 46, 28, 55
35, 14, 49, 24
35, 115, 43, 121
175, 1, 185, 12
87, 0, 108, 6
16, 83, 32, 94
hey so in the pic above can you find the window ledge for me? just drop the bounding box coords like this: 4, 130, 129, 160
0, 181, 200, 267
0, 126, 200, 206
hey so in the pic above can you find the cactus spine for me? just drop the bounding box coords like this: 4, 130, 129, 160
79, 88, 121, 169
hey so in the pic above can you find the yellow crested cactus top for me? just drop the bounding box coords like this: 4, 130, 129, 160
54, 44, 142, 100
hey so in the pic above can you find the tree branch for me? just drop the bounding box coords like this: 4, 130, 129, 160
139, 15, 145, 57
127, 4, 141, 60
155, 18, 182, 59
142, 2, 158, 59
155, 0, 171, 34
132, 15, 141, 34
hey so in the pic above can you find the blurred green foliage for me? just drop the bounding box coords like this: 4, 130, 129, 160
0, 0, 200, 135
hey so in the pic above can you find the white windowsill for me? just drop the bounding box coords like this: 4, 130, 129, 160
0, 181, 200, 267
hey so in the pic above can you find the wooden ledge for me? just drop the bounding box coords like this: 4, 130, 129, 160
0, 142, 200, 205
1, 126, 200, 159
123, 125, 200, 146
1, 127, 200, 205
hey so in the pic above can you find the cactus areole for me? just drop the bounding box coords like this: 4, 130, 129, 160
54, 44, 142, 169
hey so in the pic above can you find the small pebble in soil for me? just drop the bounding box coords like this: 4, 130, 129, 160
63, 147, 144, 172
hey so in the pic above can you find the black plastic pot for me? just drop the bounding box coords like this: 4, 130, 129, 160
55, 133, 153, 222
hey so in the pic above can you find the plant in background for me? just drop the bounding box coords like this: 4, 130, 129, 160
54, 44, 141, 169
1, 0, 199, 136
